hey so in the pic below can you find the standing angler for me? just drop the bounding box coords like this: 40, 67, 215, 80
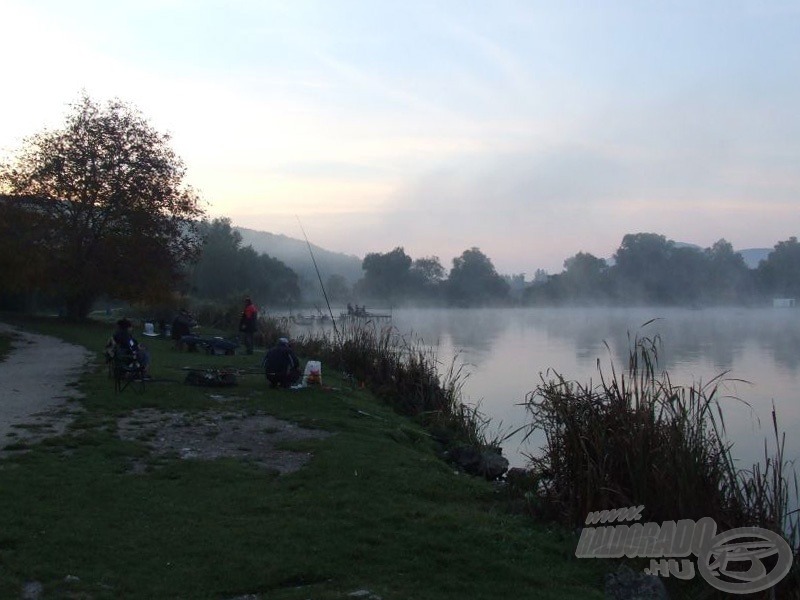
239, 297, 258, 355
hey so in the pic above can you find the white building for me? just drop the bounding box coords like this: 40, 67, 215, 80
772, 298, 796, 308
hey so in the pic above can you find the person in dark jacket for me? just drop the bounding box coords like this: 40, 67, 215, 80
171, 308, 195, 350
111, 318, 150, 374
261, 337, 300, 388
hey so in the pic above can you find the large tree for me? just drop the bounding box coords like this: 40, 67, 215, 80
612, 233, 675, 303
758, 236, 800, 299
409, 255, 445, 300
446, 247, 509, 306
190, 218, 244, 300
0, 94, 204, 318
560, 252, 609, 302
667, 245, 708, 305
358, 247, 413, 303
705, 238, 750, 303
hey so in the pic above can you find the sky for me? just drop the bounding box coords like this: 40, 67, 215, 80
1, 0, 799, 275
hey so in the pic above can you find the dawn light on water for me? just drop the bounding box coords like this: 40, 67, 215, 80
346, 307, 800, 469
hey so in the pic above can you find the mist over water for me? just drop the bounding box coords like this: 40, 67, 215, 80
286, 306, 800, 472
381, 307, 800, 470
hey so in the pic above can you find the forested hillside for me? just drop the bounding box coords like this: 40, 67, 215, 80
235, 227, 363, 291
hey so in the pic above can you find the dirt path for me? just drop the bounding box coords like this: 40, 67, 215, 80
0, 322, 330, 472
0, 322, 93, 453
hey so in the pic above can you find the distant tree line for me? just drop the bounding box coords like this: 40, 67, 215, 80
347, 234, 800, 308
525, 233, 800, 306
353, 246, 510, 307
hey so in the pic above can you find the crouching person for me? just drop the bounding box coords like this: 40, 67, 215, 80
262, 337, 301, 388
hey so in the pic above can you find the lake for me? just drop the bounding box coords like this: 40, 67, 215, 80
293, 307, 800, 472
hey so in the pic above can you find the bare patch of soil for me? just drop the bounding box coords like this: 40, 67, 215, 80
117, 408, 332, 474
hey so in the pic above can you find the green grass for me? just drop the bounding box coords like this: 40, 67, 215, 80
0, 315, 605, 599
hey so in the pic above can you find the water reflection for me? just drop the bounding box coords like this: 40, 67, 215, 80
445, 309, 509, 353
390, 307, 800, 470
286, 307, 800, 470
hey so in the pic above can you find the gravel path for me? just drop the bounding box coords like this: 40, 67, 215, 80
0, 322, 92, 453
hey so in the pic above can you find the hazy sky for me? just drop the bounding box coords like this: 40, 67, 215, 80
2, 1, 799, 274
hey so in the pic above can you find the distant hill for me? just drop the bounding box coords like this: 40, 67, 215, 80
672, 241, 702, 250
235, 227, 364, 288
736, 248, 771, 269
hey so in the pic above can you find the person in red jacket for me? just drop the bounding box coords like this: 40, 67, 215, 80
239, 297, 258, 355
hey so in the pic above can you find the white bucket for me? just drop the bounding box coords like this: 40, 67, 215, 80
303, 360, 322, 386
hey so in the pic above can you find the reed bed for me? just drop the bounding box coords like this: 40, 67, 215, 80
520, 330, 799, 595
290, 319, 492, 448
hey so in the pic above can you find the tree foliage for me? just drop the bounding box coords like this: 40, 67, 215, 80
189, 218, 301, 306
446, 247, 509, 306
358, 247, 413, 303
613, 233, 674, 303
527, 235, 766, 306
355, 247, 510, 306
409, 256, 445, 301
561, 252, 609, 301
758, 236, 800, 298
0, 94, 204, 318
410, 256, 445, 286
189, 218, 244, 299
705, 239, 750, 303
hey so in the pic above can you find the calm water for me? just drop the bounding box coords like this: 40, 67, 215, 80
326, 307, 800, 471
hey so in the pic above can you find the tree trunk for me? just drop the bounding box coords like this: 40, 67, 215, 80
64, 292, 95, 321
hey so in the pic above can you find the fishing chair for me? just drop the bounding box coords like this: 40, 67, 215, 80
104, 337, 117, 378
112, 348, 146, 393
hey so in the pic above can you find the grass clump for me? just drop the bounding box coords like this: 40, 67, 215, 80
292, 319, 493, 450
520, 327, 799, 597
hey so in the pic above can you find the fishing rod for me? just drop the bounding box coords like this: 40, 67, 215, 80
295, 215, 341, 342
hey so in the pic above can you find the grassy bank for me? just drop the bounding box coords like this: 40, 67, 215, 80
0, 316, 604, 599
289, 320, 494, 450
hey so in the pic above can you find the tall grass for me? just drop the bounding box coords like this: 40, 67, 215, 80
292, 319, 492, 448
192, 297, 245, 331
520, 330, 799, 594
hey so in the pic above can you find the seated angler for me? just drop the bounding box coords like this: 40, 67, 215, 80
112, 318, 151, 375
261, 337, 301, 389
